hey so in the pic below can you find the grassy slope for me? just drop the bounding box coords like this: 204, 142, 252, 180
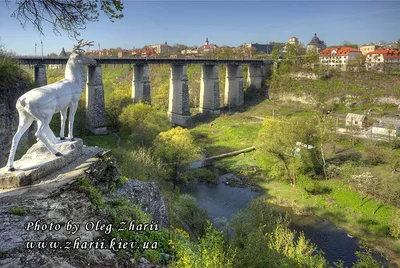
190, 99, 400, 265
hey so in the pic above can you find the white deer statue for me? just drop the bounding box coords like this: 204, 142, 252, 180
6, 40, 97, 172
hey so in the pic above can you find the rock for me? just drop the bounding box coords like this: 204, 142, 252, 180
0, 139, 83, 189
0, 145, 169, 267
218, 173, 246, 188
83, 150, 121, 192
107, 180, 169, 228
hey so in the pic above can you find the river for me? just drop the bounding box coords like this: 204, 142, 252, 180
180, 177, 391, 267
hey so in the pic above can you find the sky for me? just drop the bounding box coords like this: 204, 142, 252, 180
0, 1, 399, 55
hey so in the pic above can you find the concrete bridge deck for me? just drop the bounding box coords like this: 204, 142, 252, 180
13, 56, 272, 65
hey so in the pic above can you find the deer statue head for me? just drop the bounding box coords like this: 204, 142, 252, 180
69, 40, 97, 65
65, 40, 97, 81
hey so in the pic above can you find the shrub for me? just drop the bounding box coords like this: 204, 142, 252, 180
364, 143, 386, 166
170, 221, 235, 268
114, 147, 168, 183
172, 194, 209, 237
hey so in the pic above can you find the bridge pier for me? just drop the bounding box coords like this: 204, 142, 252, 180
247, 64, 263, 89
132, 64, 151, 104
168, 64, 191, 127
224, 64, 244, 108
86, 65, 107, 135
200, 64, 220, 114
34, 65, 47, 86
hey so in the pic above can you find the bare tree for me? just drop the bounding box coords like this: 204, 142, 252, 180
6, 0, 124, 39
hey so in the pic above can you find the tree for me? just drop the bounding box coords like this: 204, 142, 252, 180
152, 127, 201, 188
271, 48, 280, 60
285, 44, 303, 62
303, 49, 320, 64
7, 0, 124, 38
256, 117, 321, 186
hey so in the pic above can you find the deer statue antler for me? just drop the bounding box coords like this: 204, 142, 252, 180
73, 40, 94, 53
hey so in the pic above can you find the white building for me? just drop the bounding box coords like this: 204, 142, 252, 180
149, 42, 173, 56
366, 49, 400, 73
319, 46, 362, 71
372, 118, 400, 137
345, 113, 368, 129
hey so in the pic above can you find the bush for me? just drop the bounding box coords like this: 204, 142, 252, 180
172, 194, 209, 237
170, 221, 234, 268
119, 103, 171, 146
364, 143, 386, 166
113, 147, 168, 183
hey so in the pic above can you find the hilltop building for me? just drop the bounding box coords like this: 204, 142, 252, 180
288, 36, 299, 45
59, 47, 68, 57
149, 42, 173, 56
181, 38, 217, 57
307, 33, 326, 52
319, 46, 361, 71
198, 38, 217, 52
360, 44, 378, 56
244, 43, 274, 54
366, 49, 400, 73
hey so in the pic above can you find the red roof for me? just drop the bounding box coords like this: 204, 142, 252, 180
320, 46, 361, 57
199, 44, 214, 49
367, 49, 400, 59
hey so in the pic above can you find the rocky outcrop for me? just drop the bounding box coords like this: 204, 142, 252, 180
107, 180, 168, 228
0, 144, 169, 267
0, 139, 84, 189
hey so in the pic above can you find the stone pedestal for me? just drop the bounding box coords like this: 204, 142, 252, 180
168, 64, 192, 127
132, 64, 151, 104
199, 64, 220, 115
0, 139, 83, 189
86, 65, 107, 135
34, 65, 47, 87
247, 64, 263, 89
224, 64, 244, 107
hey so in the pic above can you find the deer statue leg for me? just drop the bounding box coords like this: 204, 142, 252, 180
7, 110, 34, 171
36, 119, 62, 157
44, 125, 59, 145
59, 107, 68, 140
67, 101, 78, 141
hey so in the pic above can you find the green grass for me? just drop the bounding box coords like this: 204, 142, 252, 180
191, 113, 261, 156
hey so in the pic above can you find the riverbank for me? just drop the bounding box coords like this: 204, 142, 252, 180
190, 99, 400, 267
214, 149, 400, 267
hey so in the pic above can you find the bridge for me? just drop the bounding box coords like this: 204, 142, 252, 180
13, 55, 274, 134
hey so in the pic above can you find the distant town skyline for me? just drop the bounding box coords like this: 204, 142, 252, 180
0, 1, 399, 55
